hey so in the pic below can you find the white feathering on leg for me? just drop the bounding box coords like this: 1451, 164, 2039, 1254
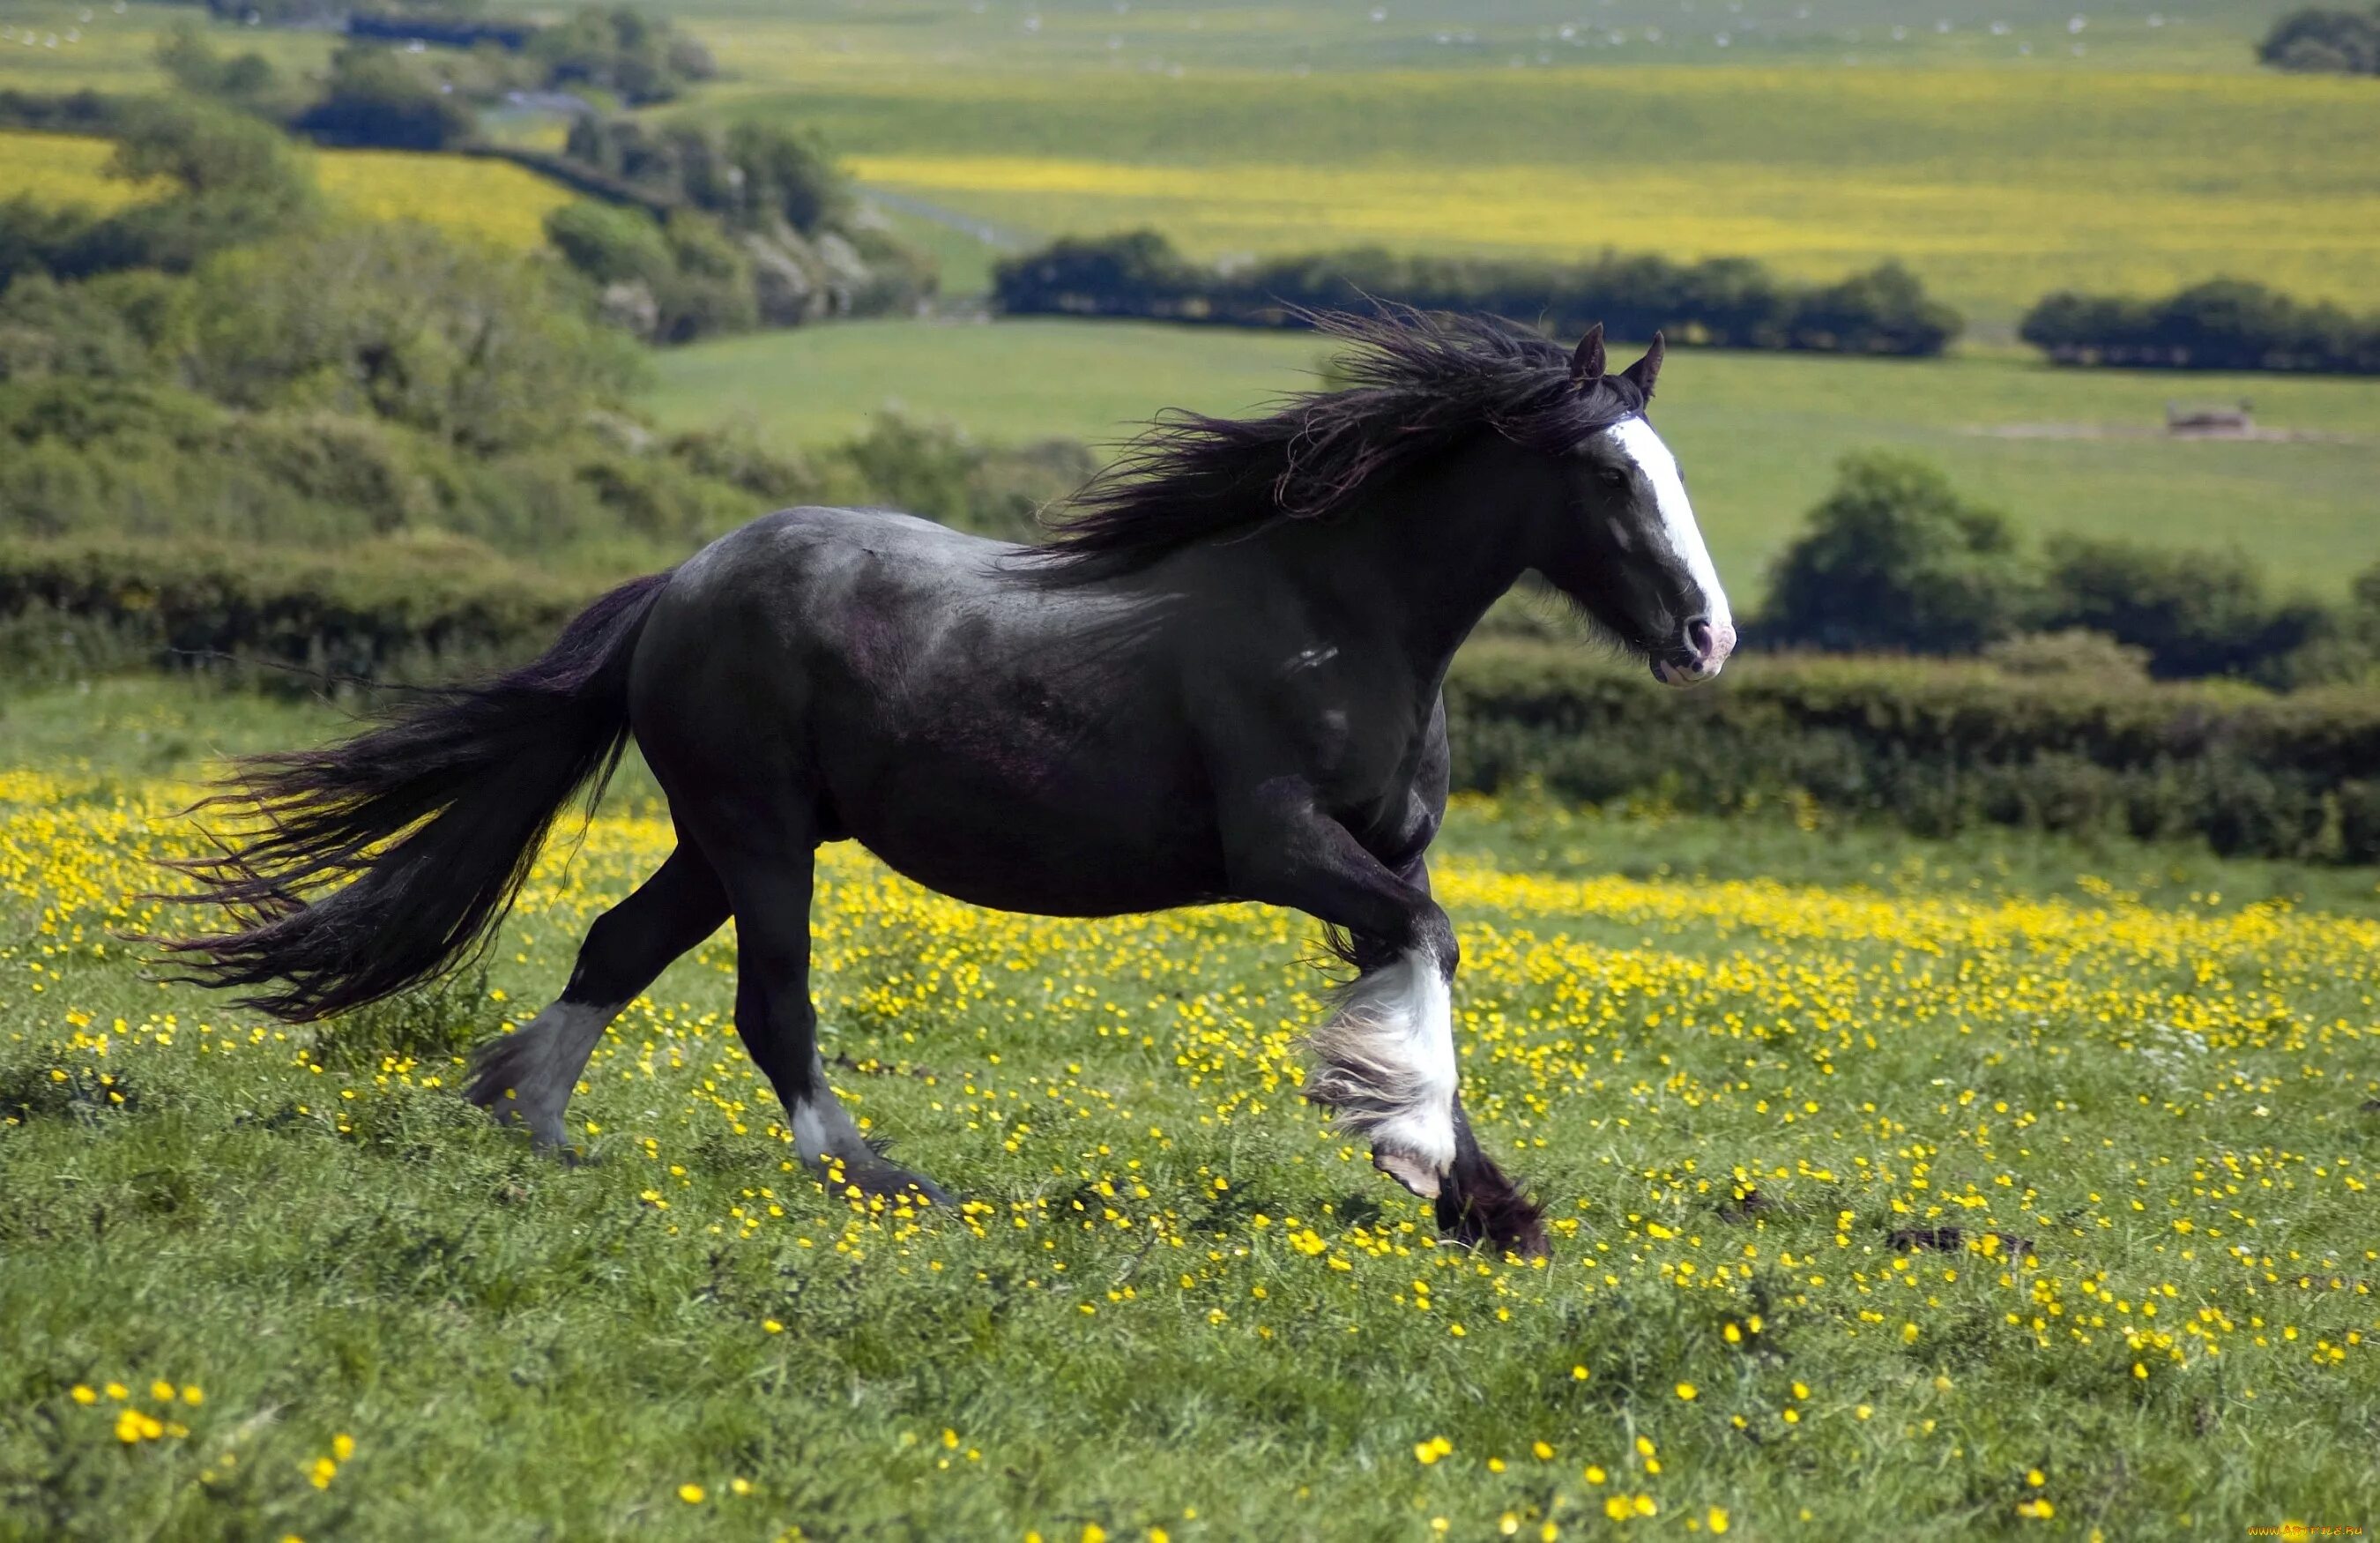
1302, 948, 1459, 1195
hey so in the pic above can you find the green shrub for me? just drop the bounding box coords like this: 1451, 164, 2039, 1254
184, 221, 643, 454
1761, 452, 2032, 654
296, 43, 478, 152
0, 536, 589, 689
2258, 3, 2380, 72
2037, 536, 2324, 682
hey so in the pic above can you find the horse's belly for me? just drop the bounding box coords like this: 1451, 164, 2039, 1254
847, 800, 1226, 918
822, 726, 1225, 918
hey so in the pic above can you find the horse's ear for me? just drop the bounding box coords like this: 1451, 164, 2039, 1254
1623, 332, 1666, 399
1569, 323, 1605, 387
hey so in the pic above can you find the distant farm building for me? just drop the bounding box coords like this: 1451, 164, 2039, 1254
2165, 399, 2255, 436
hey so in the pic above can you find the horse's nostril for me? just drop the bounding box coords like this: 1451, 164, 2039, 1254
1686, 617, 1714, 661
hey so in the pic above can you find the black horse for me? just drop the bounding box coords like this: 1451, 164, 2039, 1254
164, 309, 1734, 1258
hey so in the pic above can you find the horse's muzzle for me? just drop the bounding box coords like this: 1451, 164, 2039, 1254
1648, 618, 1736, 688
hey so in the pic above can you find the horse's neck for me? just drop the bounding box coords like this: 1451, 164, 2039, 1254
1268, 453, 1533, 690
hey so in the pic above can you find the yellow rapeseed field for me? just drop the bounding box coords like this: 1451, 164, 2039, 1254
0, 130, 161, 211
0, 130, 570, 249
3, 761, 2372, 1533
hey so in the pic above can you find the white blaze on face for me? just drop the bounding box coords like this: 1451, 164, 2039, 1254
1609, 416, 1730, 635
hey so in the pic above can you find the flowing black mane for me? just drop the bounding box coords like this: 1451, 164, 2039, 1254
1034, 307, 1651, 578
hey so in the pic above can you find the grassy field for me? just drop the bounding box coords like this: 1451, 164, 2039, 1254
814, 67, 2380, 325
645, 317, 2380, 601
678, 11, 2380, 327
6, 3, 2376, 331
1, 678, 2374, 1538
0, 130, 576, 250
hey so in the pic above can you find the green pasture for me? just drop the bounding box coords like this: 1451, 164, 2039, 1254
7, 3, 2376, 331
681, 10, 2380, 325
646, 317, 2380, 601
2, 677, 2375, 1539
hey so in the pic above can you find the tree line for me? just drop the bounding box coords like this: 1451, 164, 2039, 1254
2020, 279, 2380, 376
999, 235, 2380, 377
993, 231, 1965, 358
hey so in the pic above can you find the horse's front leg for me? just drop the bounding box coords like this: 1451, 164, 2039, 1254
1223, 786, 1548, 1257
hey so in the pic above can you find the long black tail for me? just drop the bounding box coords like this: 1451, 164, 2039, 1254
157, 571, 674, 1022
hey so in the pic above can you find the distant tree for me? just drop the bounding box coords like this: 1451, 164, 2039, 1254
1785, 262, 1963, 356
2258, 4, 2380, 71
530, 6, 713, 106
44, 100, 318, 278
993, 230, 1195, 317
559, 116, 852, 235
545, 198, 674, 284
297, 44, 476, 151
156, 23, 284, 115
725, 121, 847, 235
1761, 452, 2031, 653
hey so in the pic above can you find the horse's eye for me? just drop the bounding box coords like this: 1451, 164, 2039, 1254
1596, 467, 1629, 490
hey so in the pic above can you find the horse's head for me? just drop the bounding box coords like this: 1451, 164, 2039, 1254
1527, 328, 1735, 687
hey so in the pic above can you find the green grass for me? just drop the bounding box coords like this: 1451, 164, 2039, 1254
3, 676, 2376, 1538
644, 317, 2380, 602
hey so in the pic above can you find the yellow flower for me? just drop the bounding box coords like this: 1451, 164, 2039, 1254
1583, 1465, 1606, 1485
1532, 1440, 1554, 1460
70, 1385, 96, 1405
1082, 1527, 1106, 1543
764, 1319, 785, 1334
2027, 1469, 2045, 1488
150, 1381, 175, 1402
1902, 1323, 1920, 1344
679, 1484, 705, 1503
182, 1386, 204, 1405
309, 1457, 337, 1489
1708, 1507, 1730, 1534
1676, 1382, 1698, 1401
332, 1434, 354, 1462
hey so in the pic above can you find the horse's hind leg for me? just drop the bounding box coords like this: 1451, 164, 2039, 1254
465, 845, 728, 1148
694, 812, 954, 1208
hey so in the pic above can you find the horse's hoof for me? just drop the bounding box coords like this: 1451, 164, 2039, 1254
1435, 1170, 1551, 1260
812, 1158, 956, 1211
1372, 1149, 1443, 1199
